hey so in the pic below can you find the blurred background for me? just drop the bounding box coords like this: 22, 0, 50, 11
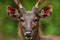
0, 0, 60, 40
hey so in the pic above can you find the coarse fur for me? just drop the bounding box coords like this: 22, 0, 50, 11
7, 0, 60, 40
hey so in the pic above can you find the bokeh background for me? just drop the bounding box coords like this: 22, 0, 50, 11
0, 0, 60, 40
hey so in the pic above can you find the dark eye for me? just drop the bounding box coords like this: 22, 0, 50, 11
20, 17, 25, 22
33, 17, 38, 22
34, 19, 38, 22
20, 19, 25, 22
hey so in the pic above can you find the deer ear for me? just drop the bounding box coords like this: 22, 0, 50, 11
39, 5, 52, 19
7, 6, 20, 20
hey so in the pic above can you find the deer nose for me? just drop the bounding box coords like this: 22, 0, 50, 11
24, 31, 32, 37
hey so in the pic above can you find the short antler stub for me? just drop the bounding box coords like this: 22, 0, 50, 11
14, 0, 23, 8
34, 0, 44, 8
14, 0, 20, 6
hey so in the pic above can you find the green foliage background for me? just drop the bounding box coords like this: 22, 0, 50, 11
0, 0, 60, 40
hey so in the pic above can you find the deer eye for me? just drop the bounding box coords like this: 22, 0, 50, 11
20, 19, 25, 22
34, 19, 38, 22
33, 17, 38, 22
20, 17, 25, 22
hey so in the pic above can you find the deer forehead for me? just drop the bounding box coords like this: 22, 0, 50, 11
21, 12, 37, 20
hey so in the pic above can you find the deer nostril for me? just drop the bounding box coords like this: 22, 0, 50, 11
24, 31, 32, 37
25, 32, 31, 35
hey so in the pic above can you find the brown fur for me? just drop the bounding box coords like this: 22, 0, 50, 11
18, 24, 60, 40
7, 0, 60, 40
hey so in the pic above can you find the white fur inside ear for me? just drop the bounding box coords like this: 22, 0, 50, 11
48, 5, 53, 12
40, 10, 45, 15
48, 5, 53, 16
15, 9, 18, 14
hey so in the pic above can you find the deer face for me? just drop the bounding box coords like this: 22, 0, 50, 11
20, 11, 40, 39
7, 0, 52, 40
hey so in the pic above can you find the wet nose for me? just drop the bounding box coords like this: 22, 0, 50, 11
24, 31, 32, 37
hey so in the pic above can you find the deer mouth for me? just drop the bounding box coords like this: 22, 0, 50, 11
24, 32, 33, 39
25, 36, 33, 40
25, 34, 33, 40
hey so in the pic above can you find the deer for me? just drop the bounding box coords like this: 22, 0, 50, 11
7, 0, 60, 40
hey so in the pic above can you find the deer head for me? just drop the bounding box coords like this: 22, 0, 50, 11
7, 0, 52, 40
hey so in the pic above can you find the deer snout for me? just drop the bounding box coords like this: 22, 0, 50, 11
24, 31, 32, 38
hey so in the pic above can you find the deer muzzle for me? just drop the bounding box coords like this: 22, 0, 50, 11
24, 31, 33, 39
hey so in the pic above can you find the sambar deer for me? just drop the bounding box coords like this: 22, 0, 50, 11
7, 0, 60, 40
